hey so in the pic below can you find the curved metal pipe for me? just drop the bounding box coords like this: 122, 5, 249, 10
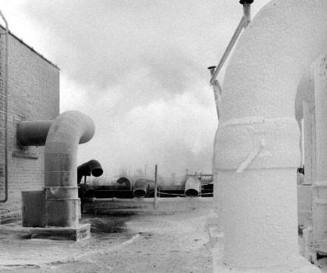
17, 120, 52, 146
214, 0, 327, 270
116, 176, 133, 191
0, 10, 9, 203
77, 159, 103, 184
184, 176, 201, 197
133, 185, 147, 198
44, 111, 95, 227
133, 178, 153, 198
17, 120, 93, 147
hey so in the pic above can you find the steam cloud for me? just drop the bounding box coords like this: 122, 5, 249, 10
17, 0, 270, 180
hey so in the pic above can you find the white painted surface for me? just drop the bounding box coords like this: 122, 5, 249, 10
298, 185, 312, 228
313, 56, 327, 253
303, 101, 316, 185
212, 131, 223, 232
213, 0, 327, 271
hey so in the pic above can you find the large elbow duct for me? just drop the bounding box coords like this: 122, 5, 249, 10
214, 0, 327, 271
44, 111, 95, 227
77, 159, 103, 184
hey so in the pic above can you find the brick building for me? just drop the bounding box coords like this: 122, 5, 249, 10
0, 28, 59, 222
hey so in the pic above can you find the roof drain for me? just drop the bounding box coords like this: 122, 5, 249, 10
213, 0, 327, 271
0, 10, 9, 203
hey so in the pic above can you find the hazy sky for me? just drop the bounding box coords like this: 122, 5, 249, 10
0, 0, 270, 179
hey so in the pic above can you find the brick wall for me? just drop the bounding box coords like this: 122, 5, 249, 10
0, 30, 59, 222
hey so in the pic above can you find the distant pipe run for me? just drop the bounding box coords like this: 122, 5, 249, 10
77, 160, 103, 184
0, 10, 9, 203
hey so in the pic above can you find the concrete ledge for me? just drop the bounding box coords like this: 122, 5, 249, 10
29, 224, 90, 241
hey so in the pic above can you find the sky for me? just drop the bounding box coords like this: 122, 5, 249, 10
0, 0, 270, 180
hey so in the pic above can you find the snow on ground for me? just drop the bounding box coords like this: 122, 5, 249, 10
1, 198, 326, 273
0, 199, 215, 273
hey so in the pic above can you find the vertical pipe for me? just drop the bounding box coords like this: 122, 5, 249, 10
154, 164, 158, 209
301, 118, 304, 168
208, 66, 221, 120
296, 70, 316, 185
0, 10, 8, 203
44, 111, 94, 227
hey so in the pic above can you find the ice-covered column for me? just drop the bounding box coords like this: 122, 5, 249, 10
213, 0, 327, 272
313, 56, 327, 253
